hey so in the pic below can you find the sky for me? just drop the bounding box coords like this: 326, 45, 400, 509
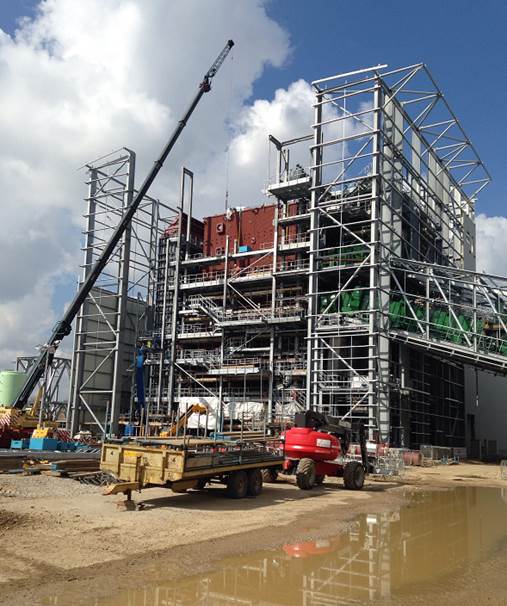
0, 0, 505, 367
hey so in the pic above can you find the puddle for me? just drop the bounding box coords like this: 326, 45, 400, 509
61, 486, 507, 605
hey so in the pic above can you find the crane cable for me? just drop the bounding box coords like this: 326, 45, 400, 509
223, 46, 235, 214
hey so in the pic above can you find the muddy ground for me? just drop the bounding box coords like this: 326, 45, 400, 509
0, 461, 505, 606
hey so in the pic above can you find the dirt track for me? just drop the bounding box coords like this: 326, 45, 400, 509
0, 462, 505, 605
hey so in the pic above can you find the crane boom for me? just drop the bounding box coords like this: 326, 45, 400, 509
13, 39, 234, 409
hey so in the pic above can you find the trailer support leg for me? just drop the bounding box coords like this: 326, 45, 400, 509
116, 489, 137, 511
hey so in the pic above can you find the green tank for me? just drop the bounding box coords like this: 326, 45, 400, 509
0, 370, 27, 407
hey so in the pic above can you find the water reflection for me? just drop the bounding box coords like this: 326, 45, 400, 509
96, 487, 507, 605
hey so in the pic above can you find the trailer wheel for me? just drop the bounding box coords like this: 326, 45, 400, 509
343, 462, 365, 490
247, 469, 263, 497
261, 468, 278, 483
226, 471, 248, 499
296, 458, 316, 490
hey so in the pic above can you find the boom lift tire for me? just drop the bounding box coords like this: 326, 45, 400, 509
261, 468, 278, 483
246, 469, 263, 497
296, 458, 316, 490
226, 470, 248, 499
343, 461, 365, 490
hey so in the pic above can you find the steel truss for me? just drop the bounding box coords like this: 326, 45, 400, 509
68, 150, 176, 436
386, 259, 507, 372
304, 63, 491, 444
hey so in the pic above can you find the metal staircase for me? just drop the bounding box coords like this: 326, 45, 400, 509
188, 294, 225, 323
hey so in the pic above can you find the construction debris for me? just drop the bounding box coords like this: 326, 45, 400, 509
0, 449, 100, 481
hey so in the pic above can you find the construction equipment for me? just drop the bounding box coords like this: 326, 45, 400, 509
159, 403, 208, 437
277, 410, 370, 491
11, 39, 235, 411
100, 436, 283, 504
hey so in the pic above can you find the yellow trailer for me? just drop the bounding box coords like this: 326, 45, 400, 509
101, 437, 283, 503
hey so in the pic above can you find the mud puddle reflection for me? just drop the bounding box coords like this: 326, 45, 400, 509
69, 486, 507, 605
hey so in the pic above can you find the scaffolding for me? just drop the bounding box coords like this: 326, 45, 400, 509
68, 149, 176, 436
134, 160, 312, 432
301, 63, 491, 445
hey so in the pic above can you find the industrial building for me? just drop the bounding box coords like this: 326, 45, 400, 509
68, 64, 507, 453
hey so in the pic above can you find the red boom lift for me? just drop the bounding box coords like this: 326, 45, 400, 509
275, 410, 371, 490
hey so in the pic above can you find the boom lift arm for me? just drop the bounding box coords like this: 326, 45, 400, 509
13, 39, 235, 409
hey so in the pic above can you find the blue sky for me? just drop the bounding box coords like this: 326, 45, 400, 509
2, 0, 504, 215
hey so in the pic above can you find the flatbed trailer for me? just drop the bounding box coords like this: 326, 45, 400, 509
101, 437, 283, 503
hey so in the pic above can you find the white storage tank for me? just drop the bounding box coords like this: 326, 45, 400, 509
0, 370, 26, 406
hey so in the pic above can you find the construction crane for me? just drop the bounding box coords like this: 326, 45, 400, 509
13, 39, 235, 410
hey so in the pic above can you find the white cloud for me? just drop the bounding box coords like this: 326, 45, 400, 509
476, 214, 507, 276
201, 79, 315, 208
0, 0, 292, 366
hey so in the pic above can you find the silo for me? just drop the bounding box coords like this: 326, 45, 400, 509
0, 371, 27, 406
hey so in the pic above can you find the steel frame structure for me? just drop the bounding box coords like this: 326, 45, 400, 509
303, 63, 491, 444
68, 150, 176, 436
141, 65, 497, 447
71, 65, 500, 448
386, 259, 507, 372
140, 163, 311, 431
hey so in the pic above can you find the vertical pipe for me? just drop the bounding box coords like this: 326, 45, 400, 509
276, 145, 282, 183
185, 170, 194, 260
157, 237, 171, 413
111, 150, 136, 437
306, 92, 323, 411
473, 277, 477, 352
69, 167, 98, 434
426, 266, 430, 340
268, 198, 280, 421
167, 169, 188, 414
368, 82, 382, 442
218, 234, 230, 433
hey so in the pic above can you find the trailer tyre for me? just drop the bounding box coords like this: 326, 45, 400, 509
226, 471, 248, 499
296, 458, 316, 490
261, 468, 278, 483
343, 462, 365, 490
247, 469, 263, 497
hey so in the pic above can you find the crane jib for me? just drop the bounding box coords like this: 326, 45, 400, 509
13, 39, 234, 409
